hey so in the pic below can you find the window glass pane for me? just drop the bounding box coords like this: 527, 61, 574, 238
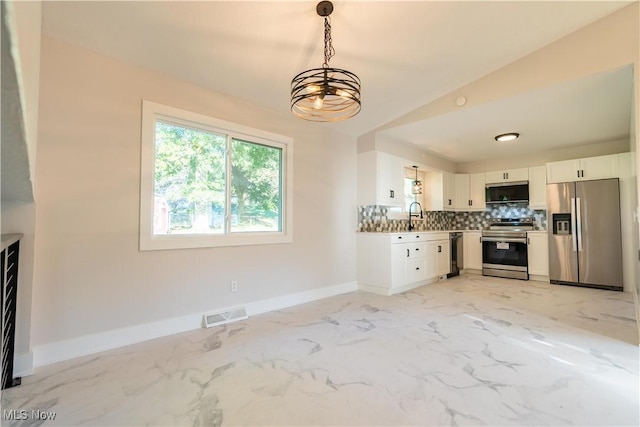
404, 168, 425, 212
153, 121, 226, 235
404, 177, 416, 211
231, 139, 282, 233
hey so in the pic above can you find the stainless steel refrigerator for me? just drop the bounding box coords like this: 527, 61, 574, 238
547, 178, 623, 291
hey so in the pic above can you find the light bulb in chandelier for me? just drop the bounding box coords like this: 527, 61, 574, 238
313, 95, 324, 110
306, 84, 321, 95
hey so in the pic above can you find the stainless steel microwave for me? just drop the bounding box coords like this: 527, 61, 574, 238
485, 181, 529, 204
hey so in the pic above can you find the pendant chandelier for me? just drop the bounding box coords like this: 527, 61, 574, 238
412, 165, 422, 195
291, 1, 361, 122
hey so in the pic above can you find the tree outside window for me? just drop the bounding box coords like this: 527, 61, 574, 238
140, 100, 292, 250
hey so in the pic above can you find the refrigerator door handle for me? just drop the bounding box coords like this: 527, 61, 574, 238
576, 197, 583, 252
571, 197, 577, 251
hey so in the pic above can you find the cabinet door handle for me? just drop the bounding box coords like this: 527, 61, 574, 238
416, 267, 420, 271
415, 248, 420, 251
479, 236, 482, 243
448, 199, 452, 206
577, 170, 580, 178
390, 190, 394, 198
527, 237, 530, 244
397, 236, 403, 240
581, 170, 585, 178
406, 249, 410, 257
438, 245, 442, 253
416, 235, 420, 239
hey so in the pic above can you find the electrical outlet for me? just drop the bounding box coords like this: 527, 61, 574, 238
231, 280, 238, 292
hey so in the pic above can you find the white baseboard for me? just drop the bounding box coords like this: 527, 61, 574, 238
245, 281, 358, 316
388, 277, 438, 295
358, 277, 439, 296
13, 351, 34, 377
529, 274, 550, 283
357, 283, 392, 296
33, 312, 202, 368
33, 281, 358, 369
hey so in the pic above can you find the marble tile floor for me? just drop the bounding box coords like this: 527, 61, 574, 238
2, 275, 639, 427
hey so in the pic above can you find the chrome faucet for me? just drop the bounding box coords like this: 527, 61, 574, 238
408, 202, 423, 231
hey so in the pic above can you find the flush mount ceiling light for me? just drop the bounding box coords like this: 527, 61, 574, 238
291, 1, 361, 122
495, 132, 520, 142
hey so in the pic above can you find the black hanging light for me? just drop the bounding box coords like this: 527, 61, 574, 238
291, 1, 361, 122
412, 165, 422, 195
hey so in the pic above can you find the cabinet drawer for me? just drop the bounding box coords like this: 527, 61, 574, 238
405, 243, 426, 259
391, 233, 427, 243
406, 258, 428, 283
391, 232, 450, 243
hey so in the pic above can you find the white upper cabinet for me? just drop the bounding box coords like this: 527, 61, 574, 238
454, 173, 485, 211
546, 153, 620, 183
528, 165, 547, 209
424, 170, 456, 211
357, 151, 404, 206
442, 171, 456, 211
454, 174, 470, 210
485, 168, 528, 184
469, 173, 486, 210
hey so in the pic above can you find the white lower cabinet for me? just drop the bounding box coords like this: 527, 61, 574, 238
392, 241, 428, 285
527, 232, 549, 279
435, 240, 450, 277
463, 231, 483, 271
358, 232, 449, 295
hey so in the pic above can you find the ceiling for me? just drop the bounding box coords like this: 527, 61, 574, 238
41, 1, 634, 162
378, 65, 634, 162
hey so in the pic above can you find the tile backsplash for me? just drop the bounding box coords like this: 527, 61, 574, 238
358, 204, 547, 232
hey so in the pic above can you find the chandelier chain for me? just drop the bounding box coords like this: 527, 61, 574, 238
323, 16, 335, 68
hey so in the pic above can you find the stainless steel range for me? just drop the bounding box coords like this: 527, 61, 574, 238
481, 218, 533, 280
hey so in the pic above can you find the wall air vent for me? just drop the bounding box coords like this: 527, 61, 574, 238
203, 306, 248, 328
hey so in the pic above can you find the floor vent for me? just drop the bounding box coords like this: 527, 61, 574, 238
203, 307, 248, 328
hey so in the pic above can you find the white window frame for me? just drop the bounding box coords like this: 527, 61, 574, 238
140, 100, 293, 251
387, 167, 426, 219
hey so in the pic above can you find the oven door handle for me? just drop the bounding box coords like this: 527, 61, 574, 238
482, 237, 527, 244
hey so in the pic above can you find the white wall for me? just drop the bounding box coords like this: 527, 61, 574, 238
31, 37, 357, 365
633, 63, 640, 343
1, 0, 42, 375
5, 0, 41, 182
